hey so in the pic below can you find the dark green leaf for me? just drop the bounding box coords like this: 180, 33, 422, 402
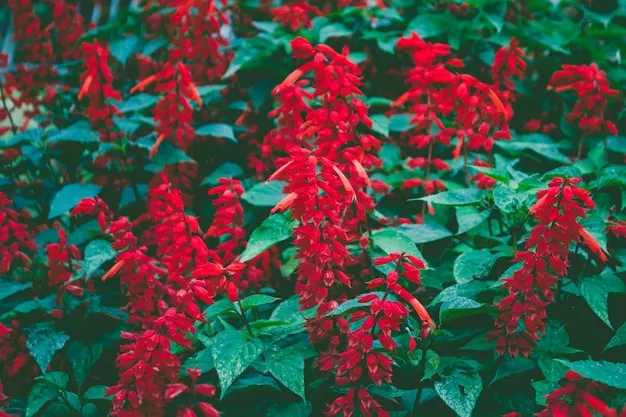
0, 128, 43, 148
196, 123, 236, 142
242, 181, 286, 207
439, 297, 493, 324
456, 206, 490, 235
26, 323, 70, 373
580, 276, 612, 328
453, 250, 495, 284
407, 14, 449, 38
201, 163, 243, 186
47, 122, 99, 144
265, 347, 305, 400
67, 341, 103, 389
49, 184, 102, 219
82, 240, 116, 277
115, 94, 158, 113
204, 299, 237, 320
491, 357, 536, 385
319, 23, 352, 42
557, 360, 626, 389
210, 329, 265, 398
414, 189, 483, 206
372, 228, 423, 259
83, 385, 112, 401
182, 349, 215, 374
239, 213, 297, 262
496, 134, 571, 164
470, 165, 510, 185
371, 114, 390, 138
388, 114, 414, 132
434, 371, 482, 417
0, 276, 32, 302
240, 294, 281, 311
109, 36, 140, 65
395, 223, 453, 244
604, 323, 626, 352
493, 185, 528, 213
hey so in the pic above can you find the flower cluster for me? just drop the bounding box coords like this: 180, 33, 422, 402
78, 41, 122, 138
131, 62, 202, 156
51, 0, 87, 61
491, 177, 605, 357
272, 2, 321, 31
0, 192, 35, 274
491, 38, 526, 104
548, 64, 619, 139
537, 371, 618, 417
0, 321, 36, 401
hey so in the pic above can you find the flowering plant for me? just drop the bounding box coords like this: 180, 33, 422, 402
0, 1, 625, 417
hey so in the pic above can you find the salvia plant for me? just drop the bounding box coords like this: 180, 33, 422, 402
0, 1, 625, 417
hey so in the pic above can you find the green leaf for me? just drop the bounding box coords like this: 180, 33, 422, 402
496, 134, 571, 164
242, 181, 286, 207
453, 249, 495, 284
252, 21, 279, 33
439, 297, 493, 324
395, 223, 453, 244
580, 215, 608, 254
265, 347, 305, 400
493, 185, 528, 213
388, 113, 414, 132
604, 323, 626, 352
26, 375, 66, 417
434, 371, 482, 417
67, 341, 103, 389
414, 189, 483, 206
580, 276, 613, 329
0, 276, 32, 302
1, 128, 43, 148
26, 322, 70, 373
201, 163, 243, 186
109, 36, 140, 65
141, 38, 168, 56
379, 143, 401, 171
47, 122, 99, 144
204, 299, 237, 320
239, 213, 297, 262
491, 357, 536, 385
83, 385, 111, 401
407, 13, 449, 38
456, 206, 490, 235
319, 23, 352, 42
557, 360, 626, 389
49, 184, 101, 219
370, 114, 390, 138
223, 47, 256, 79
182, 349, 215, 374
196, 123, 237, 142
470, 165, 510, 185
115, 94, 158, 113
82, 240, 116, 277
372, 228, 422, 259
240, 294, 281, 311
210, 329, 265, 398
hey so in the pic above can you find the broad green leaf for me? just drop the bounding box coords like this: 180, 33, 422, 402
141, 38, 167, 56
196, 123, 236, 142
371, 114, 390, 138
47, 122, 99, 144
182, 349, 215, 374
0, 128, 43, 148
434, 371, 482, 417
48, 184, 102, 219
372, 228, 422, 259
268, 402, 311, 417
115, 94, 158, 113
607, 136, 626, 154
67, 341, 103, 389
580, 276, 612, 328
491, 357, 536, 385
430, 281, 493, 306
0, 276, 32, 302
557, 360, 626, 389
201, 163, 243, 186
604, 323, 626, 352
227, 374, 281, 395
388, 113, 414, 132
470, 165, 510, 185
407, 13, 449, 38
252, 21, 279, 33
453, 249, 495, 284
109, 36, 140, 65
242, 181, 286, 207
210, 329, 265, 398
240, 294, 281, 311
580, 215, 608, 254
379, 143, 401, 171
439, 297, 493, 324
204, 299, 237, 320
265, 347, 305, 400
414, 189, 483, 206
493, 185, 528, 213
456, 206, 490, 235
496, 135, 571, 164
26, 322, 70, 373
83, 385, 112, 401
239, 213, 297, 262
319, 23, 352, 42
395, 223, 453, 244
536, 322, 580, 355
26, 373, 68, 417
82, 240, 116, 277
1, 295, 56, 320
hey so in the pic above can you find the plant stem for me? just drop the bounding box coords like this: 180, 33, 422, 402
411, 344, 428, 417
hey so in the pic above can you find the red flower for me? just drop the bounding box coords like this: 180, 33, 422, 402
272, 2, 321, 31
537, 372, 617, 417
0, 192, 36, 273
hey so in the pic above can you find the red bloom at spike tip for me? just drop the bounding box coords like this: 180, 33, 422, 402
78, 41, 122, 140
272, 2, 321, 31
51, 0, 87, 61
0, 192, 36, 274
492, 38, 526, 104
489, 177, 598, 357
537, 372, 618, 417
46, 224, 82, 288
548, 64, 619, 158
